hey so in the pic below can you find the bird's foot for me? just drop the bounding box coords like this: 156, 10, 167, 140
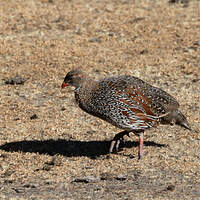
109, 131, 130, 153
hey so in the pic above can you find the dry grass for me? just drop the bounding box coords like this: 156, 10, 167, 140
0, 0, 200, 199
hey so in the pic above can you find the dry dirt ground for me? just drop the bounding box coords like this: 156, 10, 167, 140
0, 0, 200, 199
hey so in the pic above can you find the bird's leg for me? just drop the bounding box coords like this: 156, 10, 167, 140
109, 130, 130, 153
138, 132, 144, 159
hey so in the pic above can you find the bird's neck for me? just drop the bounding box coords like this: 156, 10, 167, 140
76, 75, 97, 90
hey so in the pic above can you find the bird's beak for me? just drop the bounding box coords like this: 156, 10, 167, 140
61, 82, 68, 89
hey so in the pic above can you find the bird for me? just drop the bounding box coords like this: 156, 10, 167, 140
61, 69, 191, 159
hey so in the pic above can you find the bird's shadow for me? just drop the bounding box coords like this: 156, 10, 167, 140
0, 138, 166, 159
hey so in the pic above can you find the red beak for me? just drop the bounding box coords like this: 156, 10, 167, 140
61, 82, 68, 89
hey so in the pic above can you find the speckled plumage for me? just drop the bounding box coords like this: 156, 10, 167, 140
61, 69, 191, 159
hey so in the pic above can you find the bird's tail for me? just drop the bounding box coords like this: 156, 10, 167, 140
175, 110, 191, 130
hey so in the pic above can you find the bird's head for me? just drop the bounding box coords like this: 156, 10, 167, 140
61, 69, 86, 89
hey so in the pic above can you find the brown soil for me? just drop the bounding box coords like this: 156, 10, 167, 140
0, 0, 200, 199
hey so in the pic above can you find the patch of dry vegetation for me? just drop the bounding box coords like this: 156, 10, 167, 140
0, 0, 199, 199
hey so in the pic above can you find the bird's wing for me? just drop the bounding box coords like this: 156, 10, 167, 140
88, 76, 174, 130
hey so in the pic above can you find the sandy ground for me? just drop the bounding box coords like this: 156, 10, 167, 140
0, 0, 200, 199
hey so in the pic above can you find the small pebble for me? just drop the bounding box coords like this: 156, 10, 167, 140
193, 41, 200, 46
72, 176, 99, 183
30, 114, 38, 120
89, 37, 101, 43
166, 184, 175, 191
4, 75, 28, 85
